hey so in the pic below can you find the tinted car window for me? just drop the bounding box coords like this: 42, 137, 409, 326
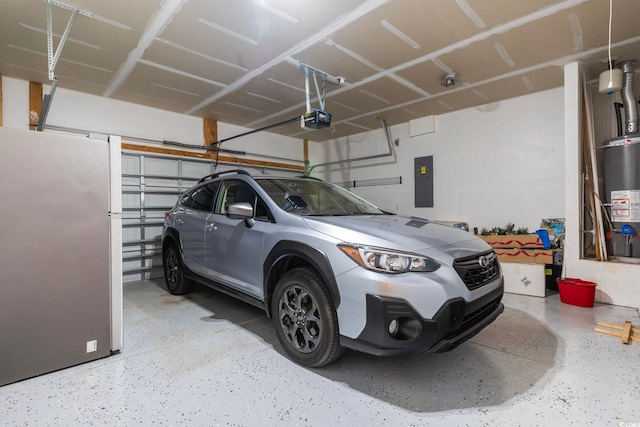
254, 197, 269, 221
178, 192, 193, 208
190, 182, 218, 212
215, 180, 270, 221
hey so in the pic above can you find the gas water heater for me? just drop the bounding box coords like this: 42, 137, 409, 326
602, 60, 640, 258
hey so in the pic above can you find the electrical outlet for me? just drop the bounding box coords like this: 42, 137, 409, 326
86, 340, 97, 353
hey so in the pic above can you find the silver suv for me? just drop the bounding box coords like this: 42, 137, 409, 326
162, 170, 504, 367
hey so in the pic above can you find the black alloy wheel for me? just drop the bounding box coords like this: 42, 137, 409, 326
163, 244, 194, 295
271, 267, 343, 367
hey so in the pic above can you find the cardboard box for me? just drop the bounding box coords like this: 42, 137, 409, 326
478, 234, 544, 249
502, 262, 546, 297
495, 248, 554, 264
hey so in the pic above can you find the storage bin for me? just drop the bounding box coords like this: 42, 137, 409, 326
557, 278, 597, 307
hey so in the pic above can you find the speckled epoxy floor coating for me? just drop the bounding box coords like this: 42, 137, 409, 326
1, 279, 638, 426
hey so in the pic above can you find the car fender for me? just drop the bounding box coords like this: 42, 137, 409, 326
263, 240, 340, 316
162, 227, 183, 258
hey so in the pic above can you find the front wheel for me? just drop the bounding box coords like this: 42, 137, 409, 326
163, 243, 194, 295
271, 268, 343, 367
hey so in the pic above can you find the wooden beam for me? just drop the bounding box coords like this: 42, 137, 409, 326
203, 118, 218, 147
121, 142, 304, 171
0, 74, 3, 127
29, 82, 43, 131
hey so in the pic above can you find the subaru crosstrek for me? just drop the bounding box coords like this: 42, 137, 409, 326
162, 169, 504, 367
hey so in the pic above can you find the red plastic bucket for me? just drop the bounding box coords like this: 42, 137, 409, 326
557, 278, 597, 307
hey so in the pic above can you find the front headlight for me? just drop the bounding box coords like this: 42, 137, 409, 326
337, 243, 440, 274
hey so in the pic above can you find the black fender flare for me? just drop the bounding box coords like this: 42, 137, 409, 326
162, 227, 183, 258
263, 241, 340, 316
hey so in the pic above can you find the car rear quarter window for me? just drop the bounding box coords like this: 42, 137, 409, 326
190, 182, 219, 212
178, 192, 193, 208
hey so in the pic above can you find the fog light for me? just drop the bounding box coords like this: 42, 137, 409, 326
388, 319, 399, 336
387, 317, 422, 340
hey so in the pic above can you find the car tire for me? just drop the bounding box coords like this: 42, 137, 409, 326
271, 267, 343, 368
163, 243, 194, 295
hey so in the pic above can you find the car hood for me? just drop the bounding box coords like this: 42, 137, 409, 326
303, 215, 490, 259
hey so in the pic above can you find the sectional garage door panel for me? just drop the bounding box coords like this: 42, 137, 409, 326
121, 154, 205, 282
120, 153, 301, 282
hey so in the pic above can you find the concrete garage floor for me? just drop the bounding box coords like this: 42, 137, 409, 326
2, 279, 639, 426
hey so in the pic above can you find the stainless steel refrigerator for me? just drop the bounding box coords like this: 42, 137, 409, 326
0, 127, 122, 387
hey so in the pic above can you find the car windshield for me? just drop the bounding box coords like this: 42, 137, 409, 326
256, 178, 385, 216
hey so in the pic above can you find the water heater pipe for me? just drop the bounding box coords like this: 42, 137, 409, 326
620, 60, 638, 135
614, 102, 624, 137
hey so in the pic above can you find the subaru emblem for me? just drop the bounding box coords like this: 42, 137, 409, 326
478, 256, 489, 268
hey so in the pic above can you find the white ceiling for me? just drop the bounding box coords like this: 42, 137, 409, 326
1, 0, 639, 142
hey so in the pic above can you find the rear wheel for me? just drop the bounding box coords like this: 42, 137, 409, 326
163, 244, 194, 295
271, 267, 343, 367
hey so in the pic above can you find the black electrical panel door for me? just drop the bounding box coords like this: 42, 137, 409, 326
414, 156, 433, 207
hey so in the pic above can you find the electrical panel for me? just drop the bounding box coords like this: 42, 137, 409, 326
414, 156, 433, 207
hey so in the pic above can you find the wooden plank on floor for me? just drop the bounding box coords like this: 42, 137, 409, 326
621, 321, 632, 344
595, 321, 639, 343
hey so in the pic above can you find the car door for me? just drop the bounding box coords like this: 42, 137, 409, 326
204, 180, 269, 298
177, 183, 218, 276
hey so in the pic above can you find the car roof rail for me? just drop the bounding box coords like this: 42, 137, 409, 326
198, 169, 251, 183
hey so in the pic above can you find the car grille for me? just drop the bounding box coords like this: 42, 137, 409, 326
453, 250, 500, 290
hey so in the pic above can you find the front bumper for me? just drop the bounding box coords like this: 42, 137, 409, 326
339, 279, 504, 356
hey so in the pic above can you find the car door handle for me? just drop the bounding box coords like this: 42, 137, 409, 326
206, 223, 217, 232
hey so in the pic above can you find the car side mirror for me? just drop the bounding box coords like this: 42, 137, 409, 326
227, 202, 255, 228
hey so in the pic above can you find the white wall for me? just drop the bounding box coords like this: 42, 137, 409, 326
0, 76, 305, 163
311, 88, 566, 234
